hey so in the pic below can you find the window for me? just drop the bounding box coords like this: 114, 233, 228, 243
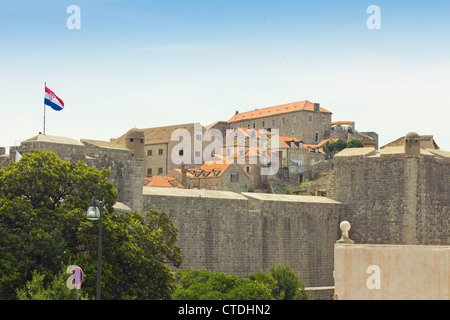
230, 173, 239, 183
315, 133, 319, 143
147, 150, 152, 156
158, 167, 163, 174
290, 142, 295, 148
272, 120, 275, 126
252, 123, 255, 129
308, 115, 313, 122
130, 138, 134, 142
179, 149, 184, 156
195, 151, 201, 157
292, 116, 295, 123
262, 121, 265, 127
248, 123, 250, 128
321, 117, 325, 124
141, 139, 144, 143
196, 134, 202, 141
282, 118, 285, 125
245, 166, 251, 173
147, 168, 152, 176
158, 149, 163, 155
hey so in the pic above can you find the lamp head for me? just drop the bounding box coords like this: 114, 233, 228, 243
86, 197, 101, 220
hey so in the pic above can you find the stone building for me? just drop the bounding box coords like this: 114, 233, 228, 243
330, 121, 378, 149
226, 100, 333, 144
276, 135, 326, 182
217, 127, 327, 188
169, 161, 253, 193
114, 123, 208, 178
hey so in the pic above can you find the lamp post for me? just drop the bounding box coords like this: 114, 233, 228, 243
86, 196, 103, 300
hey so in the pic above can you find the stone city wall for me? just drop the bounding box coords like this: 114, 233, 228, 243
143, 187, 342, 287
417, 154, 450, 245
1, 139, 144, 213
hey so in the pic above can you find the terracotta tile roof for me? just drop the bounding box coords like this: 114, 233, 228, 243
171, 162, 232, 180
201, 161, 231, 172
302, 143, 327, 154
227, 100, 332, 123
144, 175, 185, 188
190, 162, 231, 178
277, 135, 303, 148
170, 168, 195, 178
315, 138, 338, 148
205, 121, 220, 130
331, 121, 354, 126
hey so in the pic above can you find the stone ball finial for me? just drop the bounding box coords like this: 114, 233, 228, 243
340, 221, 351, 232
337, 221, 354, 244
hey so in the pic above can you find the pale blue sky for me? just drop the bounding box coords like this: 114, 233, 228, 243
1, 0, 449, 150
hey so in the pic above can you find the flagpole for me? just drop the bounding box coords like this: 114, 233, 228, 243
43, 82, 46, 135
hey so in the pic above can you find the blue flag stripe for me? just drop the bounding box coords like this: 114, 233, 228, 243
44, 98, 64, 111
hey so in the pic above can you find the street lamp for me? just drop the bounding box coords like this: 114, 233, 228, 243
86, 196, 103, 300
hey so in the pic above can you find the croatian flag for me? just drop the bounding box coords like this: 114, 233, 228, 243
44, 86, 64, 111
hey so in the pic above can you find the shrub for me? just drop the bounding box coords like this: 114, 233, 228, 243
172, 269, 274, 300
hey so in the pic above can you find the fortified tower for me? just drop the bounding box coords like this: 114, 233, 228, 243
404, 132, 420, 157
125, 128, 145, 159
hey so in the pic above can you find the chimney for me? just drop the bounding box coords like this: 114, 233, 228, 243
314, 103, 320, 112
235, 110, 239, 115
181, 164, 187, 187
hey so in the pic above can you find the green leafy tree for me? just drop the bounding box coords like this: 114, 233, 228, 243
324, 139, 347, 155
347, 139, 364, 148
324, 140, 335, 153
334, 139, 348, 152
172, 269, 274, 300
269, 265, 309, 300
325, 139, 363, 158
248, 271, 278, 291
0, 149, 182, 299
16, 269, 88, 300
